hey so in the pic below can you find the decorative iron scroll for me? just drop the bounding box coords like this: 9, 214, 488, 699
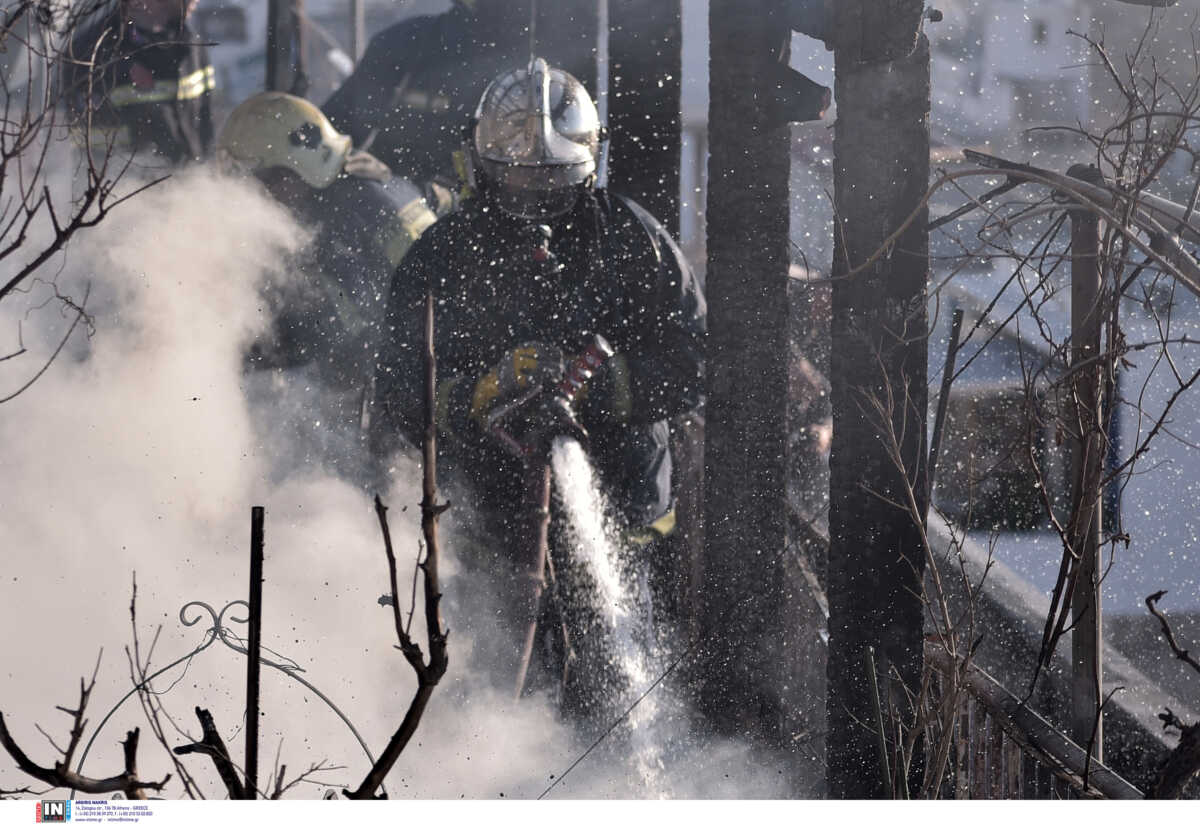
72, 599, 383, 798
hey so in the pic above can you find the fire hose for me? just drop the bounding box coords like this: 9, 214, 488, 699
485, 334, 615, 699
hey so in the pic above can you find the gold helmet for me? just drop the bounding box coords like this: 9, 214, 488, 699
217, 92, 352, 189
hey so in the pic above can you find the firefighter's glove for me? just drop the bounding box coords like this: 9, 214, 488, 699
471, 343, 596, 457
342, 149, 393, 183
468, 342, 566, 426
490, 393, 589, 458
435, 344, 564, 446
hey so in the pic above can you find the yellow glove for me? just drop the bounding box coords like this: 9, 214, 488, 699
469, 342, 566, 425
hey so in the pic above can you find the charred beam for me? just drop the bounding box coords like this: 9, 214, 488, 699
826, 0, 930, 798
700, 0, 791, 739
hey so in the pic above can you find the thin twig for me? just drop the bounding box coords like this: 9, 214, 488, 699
1146, 591, 1200, 676
346, 289, 448, 800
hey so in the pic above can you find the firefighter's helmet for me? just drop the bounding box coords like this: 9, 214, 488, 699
217, 92, 352, 189
469, 57, 602, 219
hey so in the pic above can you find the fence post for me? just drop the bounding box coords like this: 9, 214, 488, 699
246, 506, 265, 798
1067, 174, 1104, 760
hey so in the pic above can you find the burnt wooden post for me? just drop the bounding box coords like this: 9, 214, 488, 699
700, 0, 791, 736
608, 0, 682, 236
266, 0, 306, 95
245, 506, 265, 799
1067, 186, 1104, 759
826, 0, 931, 798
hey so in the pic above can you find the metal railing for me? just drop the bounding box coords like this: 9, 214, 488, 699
926, 644, 1143, 799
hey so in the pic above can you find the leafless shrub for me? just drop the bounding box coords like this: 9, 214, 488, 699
0, 291, 449, 800
853, 351, 993, 798
0, 0, 164, 402
0, 489, 446, 799
0, 651, 171, 799
845, 11, 1200, 796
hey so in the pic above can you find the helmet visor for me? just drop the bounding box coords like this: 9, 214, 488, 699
479, 158, 588, 219
490, 182, 581, 220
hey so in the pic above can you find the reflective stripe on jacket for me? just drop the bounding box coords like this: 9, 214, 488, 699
62, 13, 215, 164
107, 65, 215, 108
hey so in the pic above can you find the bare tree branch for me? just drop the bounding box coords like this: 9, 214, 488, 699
0, 699, 169, 796
126, 574, 202, 798
0, 2, 167, 402
1146, 590, 1200, 676
172, 707, 245, 800
270, 761, 341, 799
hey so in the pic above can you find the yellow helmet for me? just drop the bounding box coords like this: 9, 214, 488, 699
217, 92, 352, 189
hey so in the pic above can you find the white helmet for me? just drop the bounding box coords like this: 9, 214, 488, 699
470, 57, 601, 219
217, 92, 352, 189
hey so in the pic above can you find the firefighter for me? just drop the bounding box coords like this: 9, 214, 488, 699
371, 59, 705, 706
321, 0, 594, 207
217, 92, 438, 479
62, 0, 215, 167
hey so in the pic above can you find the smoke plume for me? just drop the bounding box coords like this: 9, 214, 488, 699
0, 168, 792, 800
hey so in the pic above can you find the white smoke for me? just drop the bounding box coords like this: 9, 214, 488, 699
0, 166, 794, 800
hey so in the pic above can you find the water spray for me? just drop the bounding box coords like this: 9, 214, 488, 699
484, 331, 613, 700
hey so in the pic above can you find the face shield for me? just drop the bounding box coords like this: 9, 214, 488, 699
472, 58, 600, 220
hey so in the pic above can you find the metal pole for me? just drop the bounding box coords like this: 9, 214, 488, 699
293, 0, 308, 97
927, 307, 965, 499
266, 0, 307, 95
246, 506, 265, 798
349, 0, 365, 61
1068, 204, 1104, 760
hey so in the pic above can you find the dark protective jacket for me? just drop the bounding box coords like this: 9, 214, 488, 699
372, 189, 706, 529
248, 171, 436, 390
62, 10, 214, 165
322, 1, 593, 190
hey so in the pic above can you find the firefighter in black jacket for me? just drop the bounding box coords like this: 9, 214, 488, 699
63, 0, 214, 166
322, 0, 593, 203
371, 59, 705, 698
